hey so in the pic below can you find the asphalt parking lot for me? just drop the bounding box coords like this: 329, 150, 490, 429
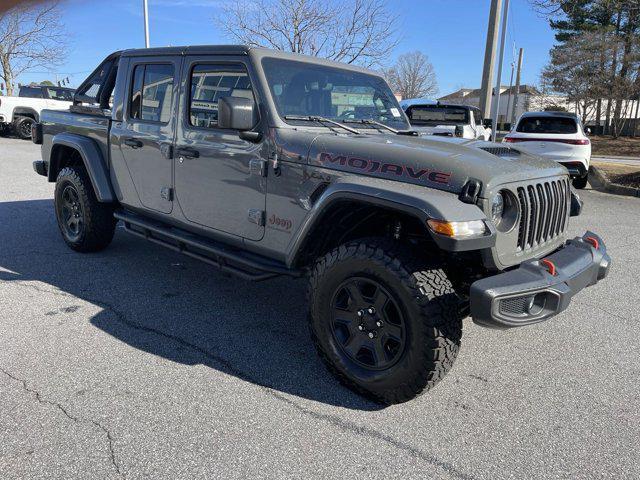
0, 135, 638, 479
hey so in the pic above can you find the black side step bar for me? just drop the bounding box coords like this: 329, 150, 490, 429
114, 211, 301, 282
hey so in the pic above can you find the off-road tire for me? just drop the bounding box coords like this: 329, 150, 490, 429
54, 166, 116, 252
572, 173, 589, 189
14, 116, 34, 140
308, 238, 462, 404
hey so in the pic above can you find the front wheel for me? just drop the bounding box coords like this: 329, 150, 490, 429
14, 116, 34, 140
308, 239, 462, 404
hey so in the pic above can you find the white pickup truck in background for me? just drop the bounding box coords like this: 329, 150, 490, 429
0, 85, 74, 139
400, 99, 492, 141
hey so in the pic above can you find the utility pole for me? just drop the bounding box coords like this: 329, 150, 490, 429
490, 0, 510, 141
479, 0, 503, 119
511, 48, 524, 126
505, 61, 515, 129
143, 0, 150, 48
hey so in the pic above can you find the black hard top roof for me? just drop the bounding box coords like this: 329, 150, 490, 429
120, 45, 250, 57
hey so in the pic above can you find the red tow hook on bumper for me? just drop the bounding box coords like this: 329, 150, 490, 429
585, 236, 600, 250
541, 259, 557, 276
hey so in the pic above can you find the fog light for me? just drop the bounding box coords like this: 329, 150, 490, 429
526, 293, 547, 316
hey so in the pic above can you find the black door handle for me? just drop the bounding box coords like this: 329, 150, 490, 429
176, 147, 200, 159
124, 138, 143, 149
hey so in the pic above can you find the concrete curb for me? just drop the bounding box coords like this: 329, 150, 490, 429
592, 155, 640, 162
589, 166, 640, 198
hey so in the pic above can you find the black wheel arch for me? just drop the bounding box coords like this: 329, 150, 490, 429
48, 133, 116, 203
286, 181, 494, 269
12, 107, 39, 123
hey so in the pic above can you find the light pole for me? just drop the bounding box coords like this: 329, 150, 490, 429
143, 0, 150, 48
490, 0, 510, 141
479, 0, 503, 119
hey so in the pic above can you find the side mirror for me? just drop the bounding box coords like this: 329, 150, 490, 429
218, 96, 257, 131
585, 127, 592, 136
483, 118, 493, 129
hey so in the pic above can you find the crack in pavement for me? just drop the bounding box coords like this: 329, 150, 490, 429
4, 279, 475, 480
0, 367, 123, 477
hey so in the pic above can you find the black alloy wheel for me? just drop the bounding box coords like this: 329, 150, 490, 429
331, 276, 406, 371
58, 184, 84, 242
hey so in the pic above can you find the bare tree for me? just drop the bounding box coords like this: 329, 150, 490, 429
216, 0, 399, 67
383, 51, 438, 100
0, 1, 66, 96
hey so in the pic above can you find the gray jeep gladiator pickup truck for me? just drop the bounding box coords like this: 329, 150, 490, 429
32, 46, 611, 404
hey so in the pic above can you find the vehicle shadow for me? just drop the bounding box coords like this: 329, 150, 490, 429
0, 199, 382, 411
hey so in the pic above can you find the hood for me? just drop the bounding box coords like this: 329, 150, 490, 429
302, 132, 566, 196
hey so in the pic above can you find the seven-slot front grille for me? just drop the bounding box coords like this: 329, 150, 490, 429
515, 178, 570, 250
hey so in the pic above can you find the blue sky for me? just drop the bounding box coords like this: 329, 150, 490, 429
18, 0, 557, 96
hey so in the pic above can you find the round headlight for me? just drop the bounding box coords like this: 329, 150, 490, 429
491, 192, 504, 225
491, 190, 520, 232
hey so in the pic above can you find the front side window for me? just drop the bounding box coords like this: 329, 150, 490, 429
189, 64, 254, 129
516, 116, 577, 134
262, 57, 409, 130
130, 64, 174, 123
407, 106, 469, 125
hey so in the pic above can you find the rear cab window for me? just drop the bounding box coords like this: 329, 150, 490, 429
516, 116, 577, 134
407, 105, 469, 125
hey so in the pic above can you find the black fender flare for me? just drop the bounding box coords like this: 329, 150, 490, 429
49, 132, 115, 203
286, 177, 495, 267
12, 107, 39, 123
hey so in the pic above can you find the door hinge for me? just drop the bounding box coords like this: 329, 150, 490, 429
249, 159, 268, 177
248, 209, 265, 226
160, 187, 173, 201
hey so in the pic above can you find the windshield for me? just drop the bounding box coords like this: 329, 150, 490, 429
46, 87, 74, 101
516, 116, 577, 134
262, 57, 409, 130
406, 105, 469, 125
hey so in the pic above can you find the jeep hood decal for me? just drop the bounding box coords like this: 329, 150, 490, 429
303, 133, 567, 196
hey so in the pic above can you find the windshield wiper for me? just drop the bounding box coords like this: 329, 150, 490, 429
284, 115, 362, 135
345, 118, 417, 136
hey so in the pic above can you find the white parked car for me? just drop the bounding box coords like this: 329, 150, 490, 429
0, 85, 73, 139
503, 111, 591, 189
400, 100, 492, 141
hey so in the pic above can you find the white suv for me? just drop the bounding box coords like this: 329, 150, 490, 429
503, 112, 591, 189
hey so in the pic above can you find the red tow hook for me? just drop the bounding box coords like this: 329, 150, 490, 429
541, 259, 557, 276
585, 236, 600, 250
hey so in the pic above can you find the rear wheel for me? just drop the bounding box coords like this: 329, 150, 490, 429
54, 166, 116, 252
572, 172, 589, 189
308, 238, 462, 404
14, 116, 34, 140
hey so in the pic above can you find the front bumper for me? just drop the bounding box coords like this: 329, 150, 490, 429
470, 231, 610, 328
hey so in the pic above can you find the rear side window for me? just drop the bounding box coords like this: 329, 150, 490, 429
19, 86, 43, 98
516, 116, 577, 134
130, 64, 175, 123
188, 64, 254, 129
